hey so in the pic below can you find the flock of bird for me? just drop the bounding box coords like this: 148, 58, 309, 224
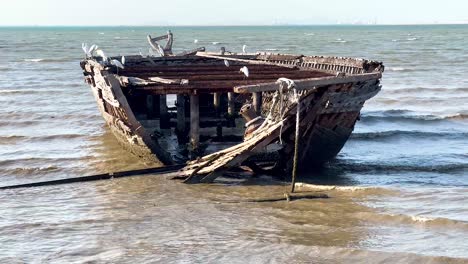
82, 42, 250, 77
82, 43, 126, 70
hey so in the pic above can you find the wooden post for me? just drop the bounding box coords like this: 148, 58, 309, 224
213, 92, 222, 138
146, 95, 154, 119
227, 92, 235, 127
176, 94, 187, 144
159, 95, 169, 129
213, 93, 221, 116
253, 92, 262, 115
190, 94, 200, 155
227, 92, 235, 116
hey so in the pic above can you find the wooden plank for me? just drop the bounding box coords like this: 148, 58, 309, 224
213, 92, 221, 115
176, 94, 187, 143
190, 95, 200, 153
227, 92, 235, 116
121, 64, 293, 73
234, 73, 382, 93
145, 71, 329, 81
196, 52, 297, 68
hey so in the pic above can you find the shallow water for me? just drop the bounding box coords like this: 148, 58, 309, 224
0, 25, 467, 263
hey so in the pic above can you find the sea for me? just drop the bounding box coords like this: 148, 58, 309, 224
0, 25, 467, 263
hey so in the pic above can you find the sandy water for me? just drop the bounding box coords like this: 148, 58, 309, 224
0, 25, 467, 263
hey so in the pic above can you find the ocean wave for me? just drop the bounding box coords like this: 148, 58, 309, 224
9, 166, 60, 174
351, 130, 468, 140
0, 134, 86, 144
386, 67, 414, 72
294, 182, 394, 194
354, 211, 468, 230
0, 135, 28, 144
331, 39, 348, 43
259, 48, 290, 51
333, 162, 468, 174
361, 110, 468, 122
0, 156, 95, 168
384, 87, 468, 93
23, 58, 71, 63
0, 120, 40, 128
24, 58, 44, 62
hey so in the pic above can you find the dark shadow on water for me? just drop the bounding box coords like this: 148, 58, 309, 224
297, 161, 359, 186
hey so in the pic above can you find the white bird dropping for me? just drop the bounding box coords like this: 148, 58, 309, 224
242, 45, 247, 53
240, 66, 249, 77
224, 60, 230, 67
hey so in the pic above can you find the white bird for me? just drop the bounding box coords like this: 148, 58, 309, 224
121, 56, 126, 66
242, 45, 247, 53
194, 39, 198, 44
88, 44, 98, 55
240, 66, 249, 78
224, 59, 230, 67
82, 43, 88, 55
110, 59, 124, 69
95, 49, 107, 61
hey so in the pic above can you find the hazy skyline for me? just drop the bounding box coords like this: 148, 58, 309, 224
1, 0, 468, 26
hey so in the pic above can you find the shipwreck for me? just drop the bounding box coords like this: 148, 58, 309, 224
80, 31, 384, 183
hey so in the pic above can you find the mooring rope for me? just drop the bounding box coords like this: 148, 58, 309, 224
273, 78, 301, 193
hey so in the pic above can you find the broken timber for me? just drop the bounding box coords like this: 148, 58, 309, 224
80, 32, 384, 183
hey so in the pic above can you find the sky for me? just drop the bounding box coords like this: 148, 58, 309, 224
1, 0, 468, 26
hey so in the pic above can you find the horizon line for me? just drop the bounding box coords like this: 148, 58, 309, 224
1, 22, 468, 27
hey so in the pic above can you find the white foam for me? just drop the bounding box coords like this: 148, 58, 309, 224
410, 215, 434, 223
387, 67, 407, 72
24, 59, 43, 62
295, 183, 373, 192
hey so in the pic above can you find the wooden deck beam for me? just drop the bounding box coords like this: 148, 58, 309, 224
130, 71, 329, 81
234, 73, 382, 93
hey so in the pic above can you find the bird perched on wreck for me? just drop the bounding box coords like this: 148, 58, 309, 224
110, 58, 124, 69
224, 59, 230, 67
242, 45, 247, 53
240, 66, 249, 78
81, 43, 98, 57
95, 49, 108, 62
